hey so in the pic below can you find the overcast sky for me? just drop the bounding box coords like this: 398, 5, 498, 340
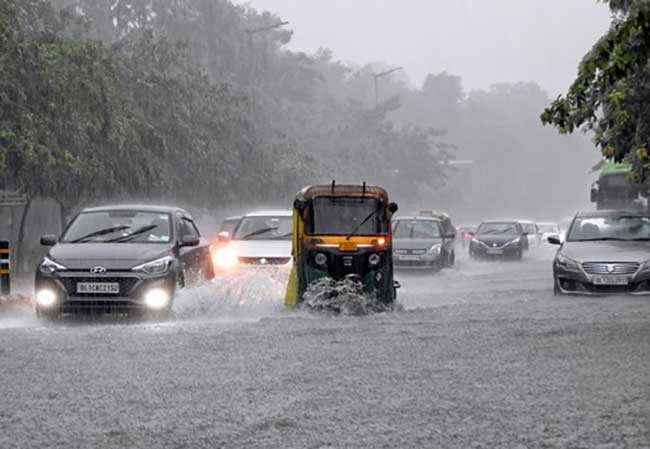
236, 0, 612, 96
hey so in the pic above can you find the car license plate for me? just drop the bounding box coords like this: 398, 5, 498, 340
77, 282, 120, 294
339, 241, 358, 252
486, 248, 504, 255
592, 276, 628, 286
399, 255, 422, 261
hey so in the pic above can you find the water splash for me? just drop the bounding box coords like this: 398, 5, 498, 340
302, 275, 397, 315
173, 268, 289, 322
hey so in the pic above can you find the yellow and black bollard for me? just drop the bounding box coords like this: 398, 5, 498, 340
0, 241, 9, 295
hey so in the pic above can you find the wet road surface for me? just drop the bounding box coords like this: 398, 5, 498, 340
1, 247, 648, 448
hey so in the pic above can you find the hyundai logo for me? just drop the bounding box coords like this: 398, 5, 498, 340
90, 266, 107, 274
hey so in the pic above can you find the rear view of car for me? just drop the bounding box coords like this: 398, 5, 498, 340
212, 211, 293, 272
469, 221, 526, 260
537, 222, 562, 243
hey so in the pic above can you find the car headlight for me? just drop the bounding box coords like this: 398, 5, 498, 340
39, 256, 67, 274
36, 289, 58, 307
506, 237, 521, 246
428, 244, 442, 255
471, 237, 479, 244
213, 247, 238, 269
642, 260, 650, 272
132, 256, 174, 275
556, 254, 579, 271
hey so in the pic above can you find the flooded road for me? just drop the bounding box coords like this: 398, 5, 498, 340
1, 247, 648, 448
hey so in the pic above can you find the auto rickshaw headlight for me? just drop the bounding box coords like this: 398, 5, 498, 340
368, 253, 381, 266
314, 253, 328, 266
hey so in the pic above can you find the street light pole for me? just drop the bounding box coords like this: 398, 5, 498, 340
372, 66, 403, 107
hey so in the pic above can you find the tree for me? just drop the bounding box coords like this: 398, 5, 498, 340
541, 0, 650, 182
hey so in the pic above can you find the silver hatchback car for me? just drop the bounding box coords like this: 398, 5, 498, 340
550, 210, 650, 295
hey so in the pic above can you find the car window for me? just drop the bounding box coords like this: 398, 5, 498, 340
568, 215, 650, 241
61, 211, 172, 243
393, 220, 441, 239
180, 218, 200, 239
477, 222, 518, 235
234, 216, 293, 240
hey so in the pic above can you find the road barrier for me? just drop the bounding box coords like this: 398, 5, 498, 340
0, 241, 9, 295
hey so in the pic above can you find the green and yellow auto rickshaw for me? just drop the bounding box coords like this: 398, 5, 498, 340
285, 182, 399, 307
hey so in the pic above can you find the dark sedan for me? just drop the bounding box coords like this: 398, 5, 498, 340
469, 221, 526, 260
550, 210, 650, 295
35, 205, 213, 319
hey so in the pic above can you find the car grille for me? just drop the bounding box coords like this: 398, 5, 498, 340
60, 277, 140, 298
238, 257, 291, 266
394, 249, 427, 255
582, 262, 640, 275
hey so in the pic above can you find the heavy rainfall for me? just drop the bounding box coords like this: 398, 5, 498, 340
0, 1, 649, 448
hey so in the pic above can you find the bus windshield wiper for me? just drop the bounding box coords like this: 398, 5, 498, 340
71, 226, 131, 243
106, 225, 158, 243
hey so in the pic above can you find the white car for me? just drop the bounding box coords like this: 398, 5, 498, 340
537, 222, 562, 243
212, 211, 293, 271
517, 220, 540, 248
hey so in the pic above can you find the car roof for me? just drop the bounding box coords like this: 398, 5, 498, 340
479, 220, 520, 224
81, 204, 189, 215
394, 216, 441, 222
243, 210, 293, 217
576, 209, 650, 218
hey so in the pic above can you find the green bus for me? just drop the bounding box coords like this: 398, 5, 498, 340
590, 162, 639, 210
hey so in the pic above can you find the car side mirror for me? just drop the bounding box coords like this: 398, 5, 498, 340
217, 231, 230, 241
590, 188, 598, 203
445, 232, 456, 239
547, 235, 562, 245
388, 202, 399, 214
180, 236, 200, 247
40, 235, 57, 246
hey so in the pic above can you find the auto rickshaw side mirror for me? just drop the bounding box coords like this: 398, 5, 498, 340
388, 202, 399, 214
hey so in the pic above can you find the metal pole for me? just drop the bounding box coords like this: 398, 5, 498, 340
0, 241, 10, 295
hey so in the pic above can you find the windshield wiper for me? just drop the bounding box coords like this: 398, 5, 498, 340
71, 226, 131, 243
106, 225, 158, 243
240, 227, 278, 240
346, 209, 379, 240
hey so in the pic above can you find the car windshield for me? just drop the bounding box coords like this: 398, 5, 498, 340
477, 222, 518, 235
393, 220, 441, 239
233, 216, 293, 240
219, 218, 241, 235
61, 211, 172, 243
567, 215, 650, 241
307, 196, 388, 236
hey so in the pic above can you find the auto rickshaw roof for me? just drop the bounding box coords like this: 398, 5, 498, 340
297, 184, 389, 201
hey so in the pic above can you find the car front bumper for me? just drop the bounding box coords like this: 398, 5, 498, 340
393, 253, 442, 268
554, 265, 650, 295
469, 243, 522, 258
35, 270, 176, 312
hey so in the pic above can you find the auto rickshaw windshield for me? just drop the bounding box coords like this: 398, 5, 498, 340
307, 196, 388, 236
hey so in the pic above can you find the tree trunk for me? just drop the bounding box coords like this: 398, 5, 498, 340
15, 195, 34, 275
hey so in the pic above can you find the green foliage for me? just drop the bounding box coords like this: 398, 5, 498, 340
542, 0, 650, 181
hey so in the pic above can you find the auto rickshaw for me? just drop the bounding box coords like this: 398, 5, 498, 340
285, 182, 399, 307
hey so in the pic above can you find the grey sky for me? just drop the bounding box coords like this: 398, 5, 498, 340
237, 0, 612, 95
